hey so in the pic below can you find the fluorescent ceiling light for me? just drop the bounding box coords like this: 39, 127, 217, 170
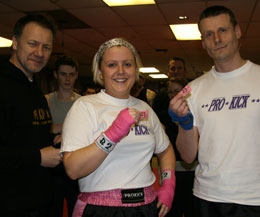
170, 24, 201, 40
149, 74, 168, 79
0, 36, 12, 47
139, 67, 159, 73
103, 0, 155, 6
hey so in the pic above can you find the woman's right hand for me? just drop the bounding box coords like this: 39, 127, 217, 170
104, 108, 137, 144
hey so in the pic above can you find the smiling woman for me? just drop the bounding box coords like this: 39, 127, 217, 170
60, 38, 177, 217
98, 46, 136, 99
92, 38, 142, 86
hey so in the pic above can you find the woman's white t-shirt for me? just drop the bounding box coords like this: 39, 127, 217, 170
61, 90, 170, 192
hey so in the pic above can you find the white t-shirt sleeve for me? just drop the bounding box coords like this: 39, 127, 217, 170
61, 98, 96, 153
149, 107, 170, 154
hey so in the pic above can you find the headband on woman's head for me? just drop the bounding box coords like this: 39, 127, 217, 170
96, 38, 137, 63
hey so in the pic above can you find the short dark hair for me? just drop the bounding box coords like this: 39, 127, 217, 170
167, 77, 188, 88
55, 55, 79, 71
13, 13, 57, 41
168, 57, 186, 69
198, 5, 237, 30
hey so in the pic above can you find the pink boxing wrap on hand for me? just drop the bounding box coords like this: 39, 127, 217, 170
104, 108, 135, 143
157, 169, 176, 210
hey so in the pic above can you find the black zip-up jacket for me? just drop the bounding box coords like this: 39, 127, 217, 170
0, 61, 53, 215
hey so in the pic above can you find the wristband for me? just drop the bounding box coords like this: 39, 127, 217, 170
179, 113, 193, 130
162, 170, 172, 180
95, 133, 116, 153
168, 107, 193, 130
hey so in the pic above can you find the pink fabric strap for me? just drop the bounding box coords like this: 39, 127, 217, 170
157, 169, 176, 210
72, 199, 87, 217
78, 185, 156, 207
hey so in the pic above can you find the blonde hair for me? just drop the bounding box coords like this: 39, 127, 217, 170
92, 38, 142, 86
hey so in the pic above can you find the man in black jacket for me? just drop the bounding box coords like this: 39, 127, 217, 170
0, 14, 61, 217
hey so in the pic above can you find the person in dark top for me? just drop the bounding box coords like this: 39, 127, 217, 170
45, 55, 81, 217
162, 78, 197, 217
0, 13, 61, 217
153, 57, 187, 121
130, 74, 156, 106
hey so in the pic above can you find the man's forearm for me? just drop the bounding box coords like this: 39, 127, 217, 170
176, 126, 199, 163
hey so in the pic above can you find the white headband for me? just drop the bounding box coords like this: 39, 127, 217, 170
96, 38, 138, 63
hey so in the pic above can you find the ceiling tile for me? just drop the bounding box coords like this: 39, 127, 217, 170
113, 5, 167, 25
133, 25, 173, 40
2, 0, 59, 11
250, 0, 260, 22
0, 12, 26, 30
159, 2, 206, 24
207, 0, 256, 22
96, 26, 139, 40
68, 8, 127, 27
0, 23, 13, 38
156, 0, 206, 3
44, 10, 91, 30
244, 22, 260, 37
0, 2, 17, 12
64, 29, 107, 47
55, 0, 107, 8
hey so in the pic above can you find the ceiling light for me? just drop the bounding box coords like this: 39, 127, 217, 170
178, 16, 188, 20
149, 74, 168, 79
139, 67, 159, 73
0, 36, 12, 47
103, 0, 155, 6
170, 24, 201, 40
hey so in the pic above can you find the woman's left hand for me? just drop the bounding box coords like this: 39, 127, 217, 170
157, 201, 169, 217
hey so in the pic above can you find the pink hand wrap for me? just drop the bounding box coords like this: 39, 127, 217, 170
157, 169, 176, 210
105, 108, 135, 143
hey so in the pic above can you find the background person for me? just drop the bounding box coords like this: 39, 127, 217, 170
153, 57, 187, 120
45, 55, 81, 143
61, 38, 176, 217
130, 73, 156, 106
45, 55, 81, 217
0, 13, 61, 217
169, 5, 260, 217
83, 87, 97, 95
167, 57, 187, 79
161, 78, 197, 217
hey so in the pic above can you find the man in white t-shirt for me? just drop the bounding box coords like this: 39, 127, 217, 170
168, 5, 260, 217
